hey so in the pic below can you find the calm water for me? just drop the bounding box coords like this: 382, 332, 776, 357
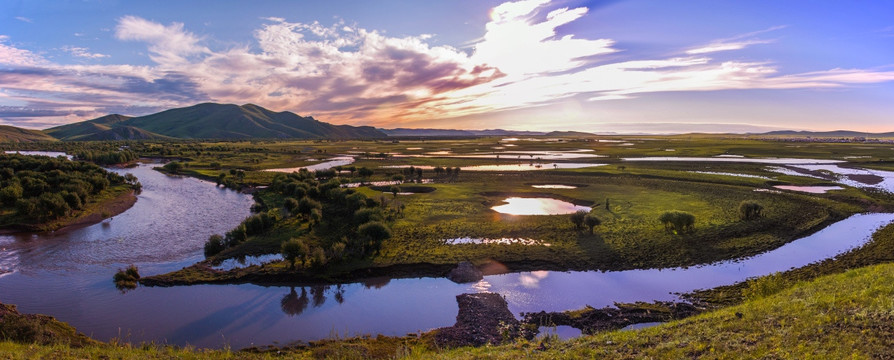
492, 197, 591, 215
1, 156, 893, 350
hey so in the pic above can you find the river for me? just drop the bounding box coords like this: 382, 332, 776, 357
0, 157, 892, 349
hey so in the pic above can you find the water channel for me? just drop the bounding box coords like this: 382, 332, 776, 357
0, 156, 892, 349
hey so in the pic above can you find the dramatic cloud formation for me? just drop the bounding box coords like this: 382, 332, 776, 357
1, 1, 894, 129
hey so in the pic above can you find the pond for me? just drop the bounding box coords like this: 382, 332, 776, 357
773, 185, 843, 193
623, 157, 843, 164
492, 197, 591, 215
264, 156, 355, 173
2, 154, 893, 350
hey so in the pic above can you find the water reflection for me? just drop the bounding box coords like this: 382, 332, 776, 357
492, 197, 591, 215
281, 287, 309, 316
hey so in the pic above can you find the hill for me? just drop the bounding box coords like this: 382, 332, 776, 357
44, 103, 386, 140
0, 125, 57, 142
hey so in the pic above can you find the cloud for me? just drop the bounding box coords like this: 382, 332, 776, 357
62, 46, 109, 59
15, 16, 32, 23
115, 15, 209, 64
686, 26, 784, 54
2, 4, 894, 130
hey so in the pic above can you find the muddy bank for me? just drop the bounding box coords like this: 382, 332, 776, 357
522, 301, 702, 334
434, 293, 534, 347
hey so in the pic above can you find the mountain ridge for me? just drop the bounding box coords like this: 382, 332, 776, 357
44, 103, 386, 140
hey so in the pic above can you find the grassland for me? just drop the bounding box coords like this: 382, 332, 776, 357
132, 135, 894, 285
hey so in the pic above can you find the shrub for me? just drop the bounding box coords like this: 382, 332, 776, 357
204, 234, 225, 257
584, 214, 602, 234
570, 210, 587, 229
113, 265, 140, 290
282, 238, 309, 268
658, 210, 696, 234
739, 200, 764, 221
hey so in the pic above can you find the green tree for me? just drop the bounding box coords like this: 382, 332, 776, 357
357, 221, 391, 255
0, 184, 23, 206
163, 161, 184, 174
204, 234, 225, 257
570, 210, 587, 230
281, 238, 309, 268
739, 200, 764, 221
584, 214, 602, 234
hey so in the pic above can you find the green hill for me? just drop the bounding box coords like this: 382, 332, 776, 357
0, 125, 57, 142
44, 103, 386, 140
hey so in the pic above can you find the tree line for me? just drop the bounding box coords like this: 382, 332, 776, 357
0, 154, 138, 223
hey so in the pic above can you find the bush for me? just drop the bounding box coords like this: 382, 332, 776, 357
742, 272, 787, 300
204, 234, 225, 257
282, 238, 309, 268
570, 210, 587, 229
584, 214, 602, 234
739, 200, 764, 221
658, 210, 696, 234
113, 265, 140, 290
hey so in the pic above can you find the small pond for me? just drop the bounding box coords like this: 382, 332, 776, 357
492, 197, 591, 215
264, 156, 355, 173
531, 184, 578, 189
773, 185, 843, 193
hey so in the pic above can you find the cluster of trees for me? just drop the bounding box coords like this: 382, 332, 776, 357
205, 168, 396, 270
74, 149, 137, 165
272, 170, 394, 268
658, 210, 696, 234
433, 166, 461, 178
570, 209, 602, 234
204, 211, 277, 256
0, 154, 133, 223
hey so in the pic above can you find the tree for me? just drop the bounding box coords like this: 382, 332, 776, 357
584, 214, 602, 234
570, 210, 587, 229
357, 221, 391, 255
283, 197, 300, 214
658, 210, 695, 234
163, 161, 184, 174
297, 198, 321, 218
358, 167, 373, 179
0, 184, 23, 206
204, 234, 225, 257
739, 200, 764, 221
282, 238, 309, 268
390, 186, 400, 198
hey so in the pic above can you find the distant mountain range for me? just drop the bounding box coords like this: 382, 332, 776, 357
762, 130, 894, 137
1, 103, 893, 142
44, 103, 386, 140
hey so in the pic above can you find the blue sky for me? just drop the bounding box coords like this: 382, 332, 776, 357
2, 0, 894, 133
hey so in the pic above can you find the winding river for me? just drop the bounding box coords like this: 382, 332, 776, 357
0, 157, 892, 349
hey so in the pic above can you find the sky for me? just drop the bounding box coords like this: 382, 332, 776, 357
2, 0, 894, 133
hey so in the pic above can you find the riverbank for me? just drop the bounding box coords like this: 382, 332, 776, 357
0, 186, 136, 234
6, 261, 894, 358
